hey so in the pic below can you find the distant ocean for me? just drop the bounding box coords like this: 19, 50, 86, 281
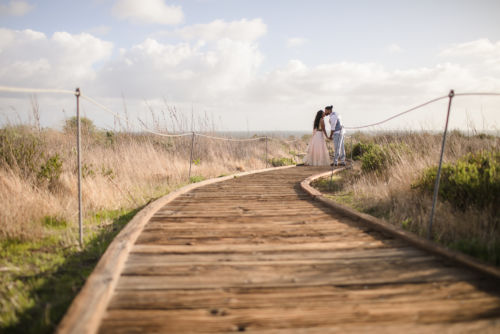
209, 129, 499, 138
211, 131, 310, 139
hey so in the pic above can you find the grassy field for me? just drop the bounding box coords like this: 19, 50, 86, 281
313, 130, 499, 265
0, 122, 305, 333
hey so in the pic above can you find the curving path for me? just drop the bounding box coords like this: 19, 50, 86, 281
63, 166, 500, 333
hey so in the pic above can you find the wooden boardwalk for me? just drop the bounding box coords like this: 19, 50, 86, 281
74, 167, 500, 333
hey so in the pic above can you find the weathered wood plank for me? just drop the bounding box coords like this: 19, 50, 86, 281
245, 320, 500, 334
122, 254, 442, 275
147, 214, 349, 224
135, 230, 387, 245
82, 166, 500, 333
131, 240, 405, 254
116, 265, 479, 290
108, 281, 500, 310
99, 297, 500, 333
126, 247, 428, 264
142, 221, 369, 232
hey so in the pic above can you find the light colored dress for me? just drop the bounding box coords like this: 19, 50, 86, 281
304, 125, 330, 166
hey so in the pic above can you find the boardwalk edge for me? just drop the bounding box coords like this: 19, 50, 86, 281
56, 165, 296, 334
301, 169, 500, 281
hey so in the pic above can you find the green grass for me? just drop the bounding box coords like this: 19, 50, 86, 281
311, 175, 367, 211
311, 176, 343, 193
0, 208, 140, 333
449, 239, 500, 265
268, 157, 295, 167
189, 175, 205, 183
41, 216, 68, 230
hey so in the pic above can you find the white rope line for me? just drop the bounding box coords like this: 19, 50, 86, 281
454, 92, 500, 97
344, 95, 449, 130
195, 132, 266, 142
343, 92, 500, 130
0, 85, 75, 95
269, 137, 302, 143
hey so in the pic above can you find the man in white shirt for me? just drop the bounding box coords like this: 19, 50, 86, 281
326, 105, 346, 166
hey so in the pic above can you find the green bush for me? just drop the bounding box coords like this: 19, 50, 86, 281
351, 142, 375, 161
269, 157, 295, 167
413, 150, 500, 210
38, 154, 63, 185
360, 144, 390, 173
0, 127, 45, 178
351, 141, 406, 174
189, 175, 205, 183
63, 117, 96, 135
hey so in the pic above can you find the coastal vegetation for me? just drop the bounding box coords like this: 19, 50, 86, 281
1, 111, 498, 333
313, 131, 499, 265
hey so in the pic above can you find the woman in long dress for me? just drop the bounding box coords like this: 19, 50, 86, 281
304, 110, 330, 166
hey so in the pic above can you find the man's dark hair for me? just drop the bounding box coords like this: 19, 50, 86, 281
325, 105, 333, 110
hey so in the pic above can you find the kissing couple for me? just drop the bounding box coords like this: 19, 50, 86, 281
303, 105, 346, 167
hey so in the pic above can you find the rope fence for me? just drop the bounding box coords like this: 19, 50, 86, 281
340, 90, 500, 239
344, 92, 500, 130
0, 85, 307, 246
1, 85, 499, 244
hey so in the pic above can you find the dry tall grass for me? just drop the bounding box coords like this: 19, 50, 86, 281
0, 125, 305, 242
338, 131, 499, 263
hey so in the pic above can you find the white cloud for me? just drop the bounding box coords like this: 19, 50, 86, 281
96, 37, 263, 100
94, 19, 267, 100
112, 0, 183, 25
438, 38, 500, 74
286, 37, 306, 48
175, 18, 267, 42
433, 39, 500, 93
1, 29, 499, 132
439, 38, 500, 59
0, 28, 113, 88
0, 0, 34, 16
387, 43, 403, 54
241, 39, 500, 130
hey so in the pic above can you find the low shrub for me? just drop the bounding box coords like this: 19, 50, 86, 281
63, 116, 96, 136
0, 127, 45, 178
351, 142, 375, 161
38, 154, 63, 186
413, 150, 500, 210
360, 144, 388, 173
189, 175, 205, 183
269, 157, 295, 167
352, 141, 407, 174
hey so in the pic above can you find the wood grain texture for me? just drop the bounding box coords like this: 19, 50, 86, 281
56, 166, 295, 334
65, 166, 500, 333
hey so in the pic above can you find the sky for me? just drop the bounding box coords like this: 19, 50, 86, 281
0, 0, 500, 133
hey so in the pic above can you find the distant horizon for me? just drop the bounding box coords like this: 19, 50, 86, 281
3, 123, 499, 139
